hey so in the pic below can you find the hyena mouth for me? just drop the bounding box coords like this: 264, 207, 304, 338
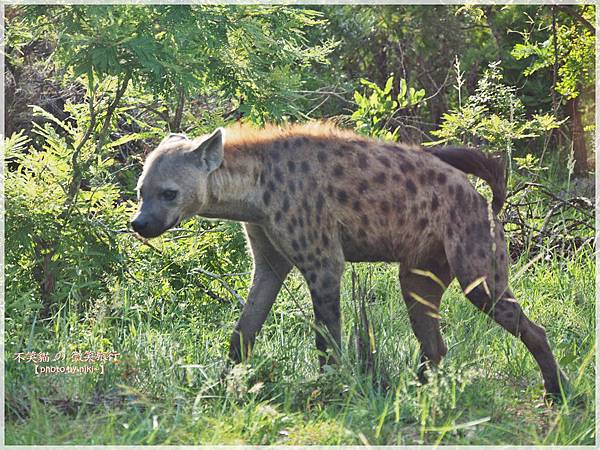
165, 216, 180, 231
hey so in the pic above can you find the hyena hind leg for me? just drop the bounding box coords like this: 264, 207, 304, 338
399, 257, 453, 383
485, 288, 566, 396
446, 223, 565, 396
297, 246, 345, 370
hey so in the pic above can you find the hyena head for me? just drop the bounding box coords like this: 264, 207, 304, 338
131, 128, 224, 238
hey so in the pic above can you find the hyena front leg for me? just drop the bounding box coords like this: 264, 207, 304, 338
228, 223, 292, 364
297, 246, 345, 369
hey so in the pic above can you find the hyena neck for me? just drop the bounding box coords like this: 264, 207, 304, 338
200, 151, 265, 223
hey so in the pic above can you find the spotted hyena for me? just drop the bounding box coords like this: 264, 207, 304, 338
131, 123, 566, 396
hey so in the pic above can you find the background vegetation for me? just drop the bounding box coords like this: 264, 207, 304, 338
5, 5, 595, 445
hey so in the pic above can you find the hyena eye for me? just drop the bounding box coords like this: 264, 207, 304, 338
161, 189, 178, 201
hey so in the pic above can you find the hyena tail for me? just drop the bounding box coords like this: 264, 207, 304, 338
426, 146, 507, 214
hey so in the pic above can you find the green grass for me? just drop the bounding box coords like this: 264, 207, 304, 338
5, 243, 595, 445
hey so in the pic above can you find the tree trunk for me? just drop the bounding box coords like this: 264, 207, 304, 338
566, 96, 588, 176
170, 85, 186, 132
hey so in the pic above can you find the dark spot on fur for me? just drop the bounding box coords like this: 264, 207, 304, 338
411, 205, 418, 215
302, 198, 309, 212
392, 174, 401, 182
288, 179, 296, 193
267, 181, 276, 192
292, 240, 300, 251
437, 172, 447, 184
274, 167, 284, 183
282, 140, 290, 150
275, 211, 282, 223
406, 179, 417, 194
374, 172, 387, 184
301, 161, 310, 173
321, 232, 329, 247
318, 151, 328, 163
300, 235, 308, 249
295, 137, 308, 146
377, 155, 391, 167
309, 272, 317, 283
418, 217, 429, 228
287, 223, 294, 233
401, 161, 415, 172
262, 191, 271, 205
321, 273, 336, 290
316, 193, 325, 212
333, 164, 344, 178
337, 189, 348, 204
272, 149, 281, 161
431, 193, 439, 210
358, 229, 367, 239
291, 216, 298, 227
447, 228, 454, 239
352, 200, 361, 211
327, 184, 334, 196
282, 196, 290, 212
358, 154, 369, 169
358, 180, 369, 194
455, 185, 465, 203
478, 248, 486, 259
361, 215, 369, 226
448, 185, 455, 195
450, 208, 458, 222
298, 217, 304, 228
419, 173, 426, 184
287, 160, 296, 173
380, 200, 390, 214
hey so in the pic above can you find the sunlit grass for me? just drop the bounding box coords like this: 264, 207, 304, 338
5, 242, 595, 445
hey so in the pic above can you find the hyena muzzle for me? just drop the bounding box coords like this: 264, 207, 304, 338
131, 123, 566, 396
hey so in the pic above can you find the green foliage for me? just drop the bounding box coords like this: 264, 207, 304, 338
6, 105, 124, 313
351, 76, 425, 140
511, 6, 595, 99
25, 5, 336, 124
429, 62, 562, 152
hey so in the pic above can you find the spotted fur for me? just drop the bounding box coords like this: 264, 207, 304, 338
132, 122, 565, 396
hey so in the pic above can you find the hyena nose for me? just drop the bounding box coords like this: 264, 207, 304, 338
130, 218, 148, 234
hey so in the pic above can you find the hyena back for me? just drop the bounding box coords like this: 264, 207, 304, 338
132, 123, 565, 396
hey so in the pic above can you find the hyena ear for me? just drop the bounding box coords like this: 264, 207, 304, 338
160, 132, 188, 145
190, 127, 225, 172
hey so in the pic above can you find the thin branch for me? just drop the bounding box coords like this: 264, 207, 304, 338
192, 267, 246, 307
95, 71, 132, 154
556, 5, 595, 34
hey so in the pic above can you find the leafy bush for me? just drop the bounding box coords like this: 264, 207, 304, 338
428, 62, 562, 152
351, 75, 425, 140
